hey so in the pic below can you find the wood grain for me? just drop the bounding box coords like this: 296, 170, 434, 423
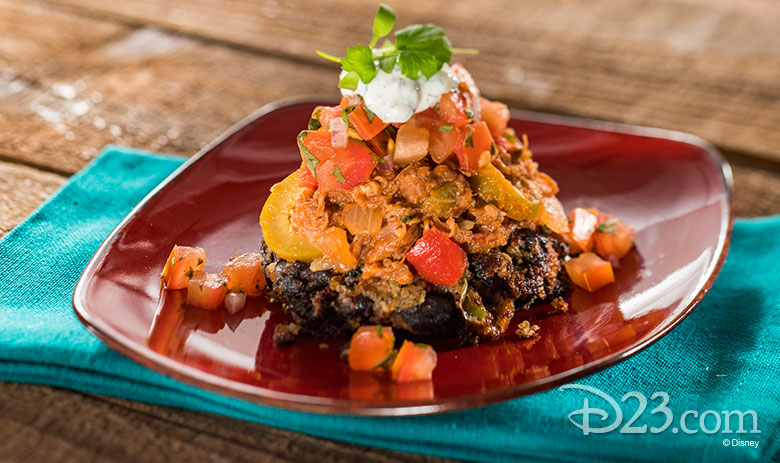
1, 0, 779, 461
37, 0, 780, 165
0, 161, 65, 236
0, 382, 453, 463
0, 0, 338, 175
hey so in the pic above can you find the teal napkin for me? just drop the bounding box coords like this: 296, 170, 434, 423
1, 146, 777, 463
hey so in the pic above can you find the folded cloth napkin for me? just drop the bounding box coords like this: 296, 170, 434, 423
0, 146, 777, 463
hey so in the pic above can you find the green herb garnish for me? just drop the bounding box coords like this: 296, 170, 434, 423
308, 117, 321, 130
184, 268, 194, 279
333, 164, 346, 183
464, 129, 474, 148
596, 219, 618, 234
439, 125, 454, 133
196, 257, 204, 266
297, 130, 319, 178
368, 152, 388, 163
363, 106, 376, 123
317, 4, 476, 88
376, 325, 383, 338
372, 350, 398, 370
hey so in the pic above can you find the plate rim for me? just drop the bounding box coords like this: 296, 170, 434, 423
72, 97, 734, 416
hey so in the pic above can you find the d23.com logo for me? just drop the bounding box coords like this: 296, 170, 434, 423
559, 384, 761, 440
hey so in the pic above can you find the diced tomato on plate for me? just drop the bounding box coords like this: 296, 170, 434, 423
348, 325, 395, 371
161, 245, 206, 290
594, 213, 636, 260
186, 271, 228, 310
391, 340, 438, 383
564, 252, 615, 292
221, 253, 266, 296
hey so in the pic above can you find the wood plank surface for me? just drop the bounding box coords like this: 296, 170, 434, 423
1, 0, 779, 462
0, 382, 452, 463
0, 161, 65, 235
0, 0, 337, 175
36, 0, 780, 164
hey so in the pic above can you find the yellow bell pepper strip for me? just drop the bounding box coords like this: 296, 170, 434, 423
259, 170, 322, 262
468, 162, 540, 221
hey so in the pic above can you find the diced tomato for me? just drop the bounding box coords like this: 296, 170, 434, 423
436, 91, 470, 128
405, 228, 466, 286
594, 213, 635, 260
366, 130, 390, 158
429, 126, 459, 163
564, 252, 615, 292
348, 105, 389, 140
297, 165, 317, 189
311, 105, 342, 129
299, 131, 377, 192
348, 325, 395, 371
409, 109, 458, 163
161, 245, 206, 290
564, 207, 600, 253
480, 97, 510, 138
186, 271, 228, 310
221, 253, 266, 296
455, 121, 493, 172
391, 340, 438, 383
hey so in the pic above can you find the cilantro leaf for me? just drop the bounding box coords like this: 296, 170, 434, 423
370, 5, 396, 48
378, 53, 397, 73
315, 7, 474, 86
363, 106, 376, 123
464, 129, 474, 148
395, 24, 452, 79
297, 131, 319, 178
342, 45, 376, 84
439, 125, 454, 133
338, 71, 360, 90
333, 164, 346, 183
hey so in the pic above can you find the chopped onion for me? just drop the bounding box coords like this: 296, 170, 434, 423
376, 154, 394, 171
393, 124, 429, 166
343, 204, 383, 235
470, 95, 482, 124
328, 116, 348, 148
224, 291, 246, 314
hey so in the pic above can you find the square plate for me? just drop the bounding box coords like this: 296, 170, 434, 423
73, 100, 732, 415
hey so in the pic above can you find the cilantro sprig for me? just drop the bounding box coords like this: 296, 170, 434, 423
317, 4, 477, 90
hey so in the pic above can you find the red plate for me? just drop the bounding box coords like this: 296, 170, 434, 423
73, 100, 732, 415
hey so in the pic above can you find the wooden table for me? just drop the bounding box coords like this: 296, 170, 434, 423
1, 0, 779, 461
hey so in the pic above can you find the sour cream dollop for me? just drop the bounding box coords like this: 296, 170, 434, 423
340, 64, 458, 123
